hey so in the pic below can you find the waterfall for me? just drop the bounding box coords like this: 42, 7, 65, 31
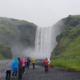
11, 21, 63, 59
32, 27, 52, 59
15, 26, 53, 60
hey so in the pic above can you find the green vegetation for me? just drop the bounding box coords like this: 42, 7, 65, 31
0, 17, 37, 59
51, 15, 80, 71
0, 45, 12, 59
0, 17, 37, 47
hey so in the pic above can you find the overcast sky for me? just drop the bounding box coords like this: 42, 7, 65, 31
0, 0, 80, 27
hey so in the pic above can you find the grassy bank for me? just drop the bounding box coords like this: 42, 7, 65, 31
51, 15, 80, 71
51, 56, 80, 71
0, 45, 12, 59
51, 37, 80, 71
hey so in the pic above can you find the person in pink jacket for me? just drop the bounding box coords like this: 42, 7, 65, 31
21, 57, 26, 73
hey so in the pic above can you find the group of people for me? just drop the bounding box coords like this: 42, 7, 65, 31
11, 57, 35, 80
6, 57, 49, 80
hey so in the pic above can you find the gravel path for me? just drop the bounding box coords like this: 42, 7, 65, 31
23, 67, 80, 80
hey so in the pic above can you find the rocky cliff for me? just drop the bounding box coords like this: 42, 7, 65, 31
51, 15, 80, 71
0, 17, 37, 59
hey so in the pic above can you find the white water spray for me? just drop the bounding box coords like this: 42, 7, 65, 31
22, 27, 53, 60
32, 27, 52, 59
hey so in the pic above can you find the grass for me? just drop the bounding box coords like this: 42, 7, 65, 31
52, 57, 80, 71
51, 28, 80, 71
0, 45, 12, 59
0, 53, 5, 59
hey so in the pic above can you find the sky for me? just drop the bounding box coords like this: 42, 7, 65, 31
0, 0, 80, 27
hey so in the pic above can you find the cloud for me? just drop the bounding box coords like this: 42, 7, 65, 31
0, 0, 80, 27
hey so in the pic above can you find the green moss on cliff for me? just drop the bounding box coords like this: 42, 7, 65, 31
0, 17, 37, 59
51, 15, 80, 71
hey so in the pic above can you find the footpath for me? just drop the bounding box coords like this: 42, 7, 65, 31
0, 60, 80, 80
23, 67, 80, 80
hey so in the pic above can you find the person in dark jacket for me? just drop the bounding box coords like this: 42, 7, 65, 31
18, 57, 23, 80
26, 57, 31, 69
5, 70, 11, 80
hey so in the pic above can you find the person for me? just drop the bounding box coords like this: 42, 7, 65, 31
26, 57, 31, 69
21, 57, 26, 73
17, 57, 22, 80
43, 58, 49, 73
11, 58, 19, 77
5, 70, 11, 80
31, 58, 36, 69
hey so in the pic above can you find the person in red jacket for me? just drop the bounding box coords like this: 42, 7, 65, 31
43, 58, 49, 73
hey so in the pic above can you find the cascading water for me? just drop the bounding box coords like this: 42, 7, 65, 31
32, 27, 53, 60
16, 26, 54, 60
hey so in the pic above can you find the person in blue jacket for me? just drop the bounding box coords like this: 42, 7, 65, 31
11, 57, 19, 77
